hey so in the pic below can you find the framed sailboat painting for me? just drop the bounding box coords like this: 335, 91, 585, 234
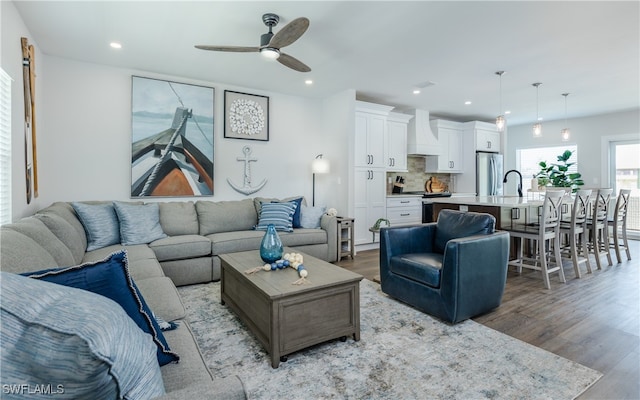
130, 76, 214, 197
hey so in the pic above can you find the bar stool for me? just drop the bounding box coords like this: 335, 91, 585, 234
559, 189, 592, 278
586, 188, 613, 270
507, 190, 566, 289
608, 189, 632, 263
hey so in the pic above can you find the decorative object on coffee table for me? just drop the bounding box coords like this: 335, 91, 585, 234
259, 224, 283, 263
224, 90, 269, 141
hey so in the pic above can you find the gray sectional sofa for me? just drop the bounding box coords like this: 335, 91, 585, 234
0, 196, 337, 399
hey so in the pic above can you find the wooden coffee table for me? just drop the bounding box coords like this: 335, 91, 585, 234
219, 248, 363, 368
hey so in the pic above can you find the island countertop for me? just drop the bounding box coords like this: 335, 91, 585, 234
430, 196, 544, 207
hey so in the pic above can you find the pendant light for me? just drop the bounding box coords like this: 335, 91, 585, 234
561, 93, 570, 142
495, 71, 506, 132
532, 83, 542, 137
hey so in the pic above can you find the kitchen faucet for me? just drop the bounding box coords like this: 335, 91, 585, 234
503, 170, 523, 197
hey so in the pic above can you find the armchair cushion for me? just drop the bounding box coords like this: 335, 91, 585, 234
389, 253, 442, 288
434, 209, 495, 253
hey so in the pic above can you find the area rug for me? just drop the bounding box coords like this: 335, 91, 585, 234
178, 280, 601, 399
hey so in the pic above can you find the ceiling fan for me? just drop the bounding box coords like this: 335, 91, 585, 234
195, 13, 311, 73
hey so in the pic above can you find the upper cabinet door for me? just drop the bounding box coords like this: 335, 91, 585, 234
386, 120, 408, 171
355, 112, 386, 168
476, 129, 501, 152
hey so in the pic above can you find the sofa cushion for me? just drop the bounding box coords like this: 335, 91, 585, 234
389, 253, 443, 288
196, 199, 257, 235
254, 196, 305, 228
24, 250, 179, 366
434, 210, 496, 254
0, 272, 165, 400
136, 276, 186, 322
3, 217, 75, 266
255, 201, 297, 232
149, 235, 211, 262
208, 229, 327, 255
114, 201, 167, 245
0, 228, 58, 273
35, 212, 86, 264
159, 201, 199, 235
37, 202, 88, 251
72, 202, 121, 251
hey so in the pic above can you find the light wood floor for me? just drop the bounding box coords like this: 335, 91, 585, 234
335, 240, 640, 399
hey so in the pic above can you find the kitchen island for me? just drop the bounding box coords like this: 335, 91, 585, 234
431, 196, 546, 229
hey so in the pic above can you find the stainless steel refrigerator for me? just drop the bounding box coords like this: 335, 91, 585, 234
476, 152, 503, 196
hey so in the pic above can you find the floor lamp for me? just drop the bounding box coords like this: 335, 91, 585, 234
311, 154, 330, 206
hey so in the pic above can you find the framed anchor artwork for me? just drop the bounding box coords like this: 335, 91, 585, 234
224, 90, 269, 141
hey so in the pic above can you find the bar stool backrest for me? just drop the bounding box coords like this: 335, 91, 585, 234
541, 190, 565, 233
572, 189, 592, 228
592, 188, 614, 226
613, 189, 631, 226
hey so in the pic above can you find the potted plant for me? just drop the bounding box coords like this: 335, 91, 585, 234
535, 150, 584, 193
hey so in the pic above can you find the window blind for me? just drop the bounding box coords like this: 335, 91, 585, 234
0, 68, 12, 225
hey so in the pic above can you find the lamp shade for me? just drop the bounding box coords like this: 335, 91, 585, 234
312, 156, 330, 174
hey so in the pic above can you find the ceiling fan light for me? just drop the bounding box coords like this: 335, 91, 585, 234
260, 47, 280, 60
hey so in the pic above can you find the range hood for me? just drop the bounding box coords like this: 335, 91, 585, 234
407, 109, 442, 156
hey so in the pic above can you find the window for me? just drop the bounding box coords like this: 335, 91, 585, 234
517, 145, 578, 191
610, 140, 639, 233
0, 68, 11, 225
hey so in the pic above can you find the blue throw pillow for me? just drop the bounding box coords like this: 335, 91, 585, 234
1, 272, 166, 400
278, 197, 303, 228
71, 202, 120, 251
255, 201, 297, 232
23, 250, 179, 366
114, 201, 167, 245
300, 205, 326, 229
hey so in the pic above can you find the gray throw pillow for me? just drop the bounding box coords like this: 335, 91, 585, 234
72, 202, 120, 251
113, 202, 167, 246
300, 205, 326, 229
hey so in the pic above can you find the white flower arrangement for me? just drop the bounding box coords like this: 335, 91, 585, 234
245, 252, 309, 285
229, 98, 265, 136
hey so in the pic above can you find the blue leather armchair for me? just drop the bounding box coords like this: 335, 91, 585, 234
380, 209, 510, 324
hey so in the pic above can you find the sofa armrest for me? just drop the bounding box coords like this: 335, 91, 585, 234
380, 224, 437, 274
154, 376, 246, 400
320, 214, 338, 262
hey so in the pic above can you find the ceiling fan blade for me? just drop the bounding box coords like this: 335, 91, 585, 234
278, 53, 311, 73
269, 17, 309, 49
194, 45, 260, 53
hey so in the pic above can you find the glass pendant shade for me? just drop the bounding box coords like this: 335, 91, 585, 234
561, 128, 570, 142
532, 83, 542, 137
496, 115, 506, 132
533, 122, 543, 137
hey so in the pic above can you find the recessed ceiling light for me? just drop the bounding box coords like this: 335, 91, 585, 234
464, 101, 472, 105
505, 110, 512, 115
305, 79, 313, 85
110, 42, 122, 49
413, 89, 421, 95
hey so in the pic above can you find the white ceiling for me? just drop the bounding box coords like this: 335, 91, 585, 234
12, 1, 640, 126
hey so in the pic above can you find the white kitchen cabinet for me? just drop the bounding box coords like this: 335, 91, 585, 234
353, 168, 387, 245
476, 128, 501, 152
386, 196, 422, 226
355, 112, 386, 168
425, 120, 464, 173
385, 112, 413, 172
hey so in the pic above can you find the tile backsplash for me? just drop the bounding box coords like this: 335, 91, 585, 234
386, 156, 451, 193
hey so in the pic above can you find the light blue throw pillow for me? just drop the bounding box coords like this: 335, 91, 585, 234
300, 205, 326, 229
255, 201, 297, 232
114, 202, 167, 245
71, 202, 120, 251
0, 271, 166, 400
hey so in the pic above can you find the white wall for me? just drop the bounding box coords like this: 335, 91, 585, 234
505, 109, 640, 192
3, 2, 355, 221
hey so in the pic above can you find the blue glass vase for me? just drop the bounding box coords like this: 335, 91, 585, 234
260, 224, 283, 263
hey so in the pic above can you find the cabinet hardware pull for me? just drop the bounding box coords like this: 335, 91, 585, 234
401, 200, 410, 203
401, 213, 410, 216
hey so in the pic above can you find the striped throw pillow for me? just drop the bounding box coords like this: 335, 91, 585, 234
255, 201, 297, 232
